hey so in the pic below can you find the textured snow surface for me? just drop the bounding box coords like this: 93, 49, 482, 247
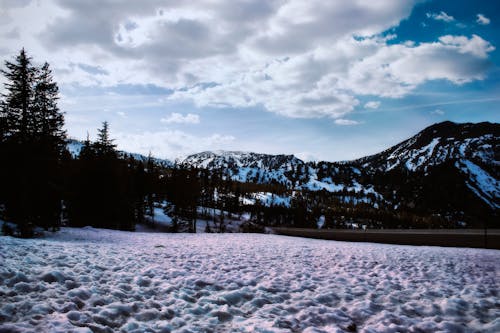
1, 228, 499, 333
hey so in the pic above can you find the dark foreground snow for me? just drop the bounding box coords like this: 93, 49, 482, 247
0, 228, 499, 332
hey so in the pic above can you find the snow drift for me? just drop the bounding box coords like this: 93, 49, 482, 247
1, 228, 498, 332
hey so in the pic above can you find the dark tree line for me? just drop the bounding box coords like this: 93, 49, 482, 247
0, 49, 66, 237
66, 122, 135, 230
0, 50, 159, 236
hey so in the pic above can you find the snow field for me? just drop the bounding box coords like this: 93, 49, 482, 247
0, 227, 499, 332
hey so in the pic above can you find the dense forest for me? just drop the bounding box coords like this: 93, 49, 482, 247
0, 50, 497, 237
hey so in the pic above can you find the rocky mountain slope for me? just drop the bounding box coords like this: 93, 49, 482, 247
180, 121, 499, 219
352, 121, 499, 209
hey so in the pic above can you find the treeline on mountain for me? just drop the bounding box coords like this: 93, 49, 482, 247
0, 50, 496, 237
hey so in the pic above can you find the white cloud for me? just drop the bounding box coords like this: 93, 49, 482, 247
438, 34, 494, 58
0, 1, 495, 121
364, 101, 381, 109
335, 119, 360, 126
160, 112, 200, 124
476, 14, 490, 25
172, 34, 494, 117
431, 109, 445, 115
426, 11, 455, 23
343, 34, 494, 97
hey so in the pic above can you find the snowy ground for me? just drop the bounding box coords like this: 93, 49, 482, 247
0, 228, 499, 333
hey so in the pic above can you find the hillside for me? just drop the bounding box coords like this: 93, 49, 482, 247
65, 121, 498, 228
179, 121, 499, 226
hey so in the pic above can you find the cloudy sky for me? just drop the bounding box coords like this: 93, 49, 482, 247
1, 0, 499, 161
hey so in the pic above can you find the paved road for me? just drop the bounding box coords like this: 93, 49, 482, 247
271, 228, 500, 249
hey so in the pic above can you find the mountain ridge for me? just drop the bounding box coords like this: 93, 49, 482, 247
178, 121, 499, 213
66, 121, 499, 223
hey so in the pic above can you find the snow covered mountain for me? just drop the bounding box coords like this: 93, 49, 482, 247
181, 150, 304, 186
67, 121, 498, 219
356, 121, 497, 173
353, 121, 499, 209
180, 122, 499, 213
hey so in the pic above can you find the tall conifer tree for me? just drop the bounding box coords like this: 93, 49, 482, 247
0, 49, 66, 236
0, 48, 37, 142
33, 62, 66, 152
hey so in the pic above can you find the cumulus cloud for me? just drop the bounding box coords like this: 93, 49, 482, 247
251, 0, 416, 55
160, 112, 200, 124
426, 11, 455, 23
364, 101, 381, 109
173, 34, 494, 114
0, 0, 495, 120
343, 34, 494, 97
438, 34, 494, 58
476, 14, 490, 25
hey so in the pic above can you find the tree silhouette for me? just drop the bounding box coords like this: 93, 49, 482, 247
0, 49, 66, 236
0, 48, 37, 142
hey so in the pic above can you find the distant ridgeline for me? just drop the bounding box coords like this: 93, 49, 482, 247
0, 51, 498, 236
65, 121, 499, 233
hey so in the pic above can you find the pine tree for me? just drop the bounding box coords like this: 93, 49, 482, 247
145, 152, 156, 224
66, 122, 138, 231
33, 62, 66, 152
0, 48, 37, 142
79, 132, 94, 159
0, 49, 67, 236
95, 121, 116, 156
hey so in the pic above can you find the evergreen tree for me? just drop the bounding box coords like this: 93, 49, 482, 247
80, 132, 94, 159
0, 48, 37, 142
31, 62, 67, 232
33, 62, 66, 152
0, 49, 66, 236
144, 153, 156, 225
95, 121, 116, 157
66, 122, 137, 231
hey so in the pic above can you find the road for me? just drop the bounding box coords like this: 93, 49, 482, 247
271, 228, 500, 249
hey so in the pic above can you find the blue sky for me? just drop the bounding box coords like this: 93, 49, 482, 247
1, 0, 498, 161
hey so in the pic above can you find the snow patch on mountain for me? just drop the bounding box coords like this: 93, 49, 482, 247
243, 192, 291, 207
404, 137, 441, 171
182, 150, 303, 186
361, 124, 498, 175
456, 160, 500, 209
